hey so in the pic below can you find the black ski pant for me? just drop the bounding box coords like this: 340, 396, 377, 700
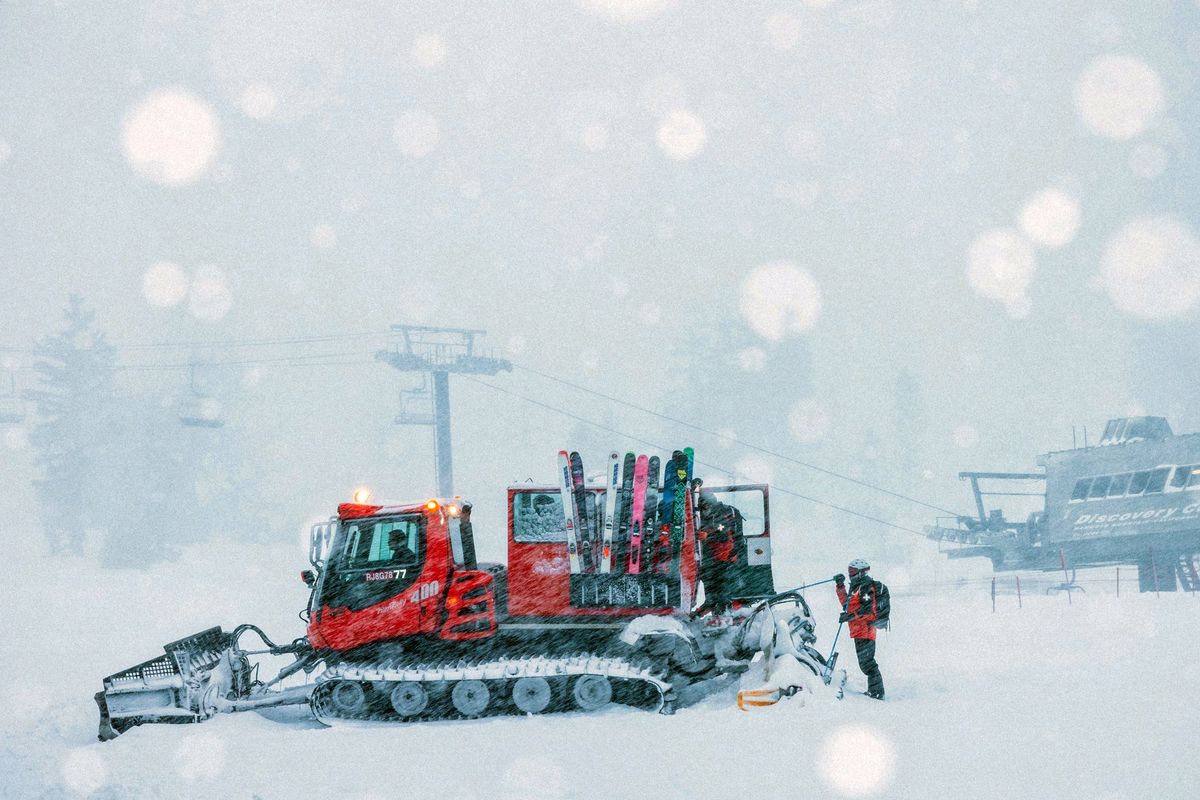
854, 638, 884, 696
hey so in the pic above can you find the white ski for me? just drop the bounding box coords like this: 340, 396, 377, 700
558, 449, 582, 573
601, 451, 620, 573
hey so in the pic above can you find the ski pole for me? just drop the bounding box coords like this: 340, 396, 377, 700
822, 591, 852, 682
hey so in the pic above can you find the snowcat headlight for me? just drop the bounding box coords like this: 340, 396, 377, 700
425, 499, 440, 512
447, 504, 459, 516
353, 487, 371, 504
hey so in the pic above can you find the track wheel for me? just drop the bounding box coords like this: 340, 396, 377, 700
572, 675, 612, 711
330, 681, 367, 716
451, 679, 490, 717
390, 682, 428, 717
512, 676, 552, 714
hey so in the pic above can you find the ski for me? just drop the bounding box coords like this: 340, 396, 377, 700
669, 450, 689, 575
643, 455, 661, 571
627, 454, 650, 573
601, 451, 620, 573
570, 451, 591, 572
558, 449, 582, 574
615, 452, 635, 570
656, 452, 680, 573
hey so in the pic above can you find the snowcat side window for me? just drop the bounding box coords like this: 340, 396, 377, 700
1070, 478, 1092, 502
1127, 471, 1152, 495
513, 492, 567, 543
1101, 419, 1121, 442
1144, 468, 1170, 494
1107, 473, 1130, 497
1087, 475, 1111, 499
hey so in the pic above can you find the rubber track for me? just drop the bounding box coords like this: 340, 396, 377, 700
310, 652, 674, 726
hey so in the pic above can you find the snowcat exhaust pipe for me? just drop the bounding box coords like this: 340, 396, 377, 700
96, 625, 314, 741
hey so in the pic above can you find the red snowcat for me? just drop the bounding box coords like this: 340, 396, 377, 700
95, 465, 839, 740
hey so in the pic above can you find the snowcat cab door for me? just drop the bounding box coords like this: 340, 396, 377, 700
700, 484, 775, 600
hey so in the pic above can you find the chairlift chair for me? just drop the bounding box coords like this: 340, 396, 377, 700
177, 363, 224, 429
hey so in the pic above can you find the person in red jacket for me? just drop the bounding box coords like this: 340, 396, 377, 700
835, 559, 885, 699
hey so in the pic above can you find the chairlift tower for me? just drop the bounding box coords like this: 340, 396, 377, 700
377, 325, 511, 497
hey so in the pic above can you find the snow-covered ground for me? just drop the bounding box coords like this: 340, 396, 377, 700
3, 543, 1198, 799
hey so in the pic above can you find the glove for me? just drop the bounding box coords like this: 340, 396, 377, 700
834, 573, 845, 585
838, 611, 852, 623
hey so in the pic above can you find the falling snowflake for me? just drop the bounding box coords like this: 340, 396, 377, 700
656, 108, 707, 160
311, 224, 337, 250
815, 724, 897, 797
739, 261, 822, 341
394, 109, 440, 158
1018, 189, 1081, 249
953, 424, 980, 448
966, 229, 1035, 317
576, 0, 678, 23
142, 261, 189, 307
121, 88, 220, 186
189, 265, 234, 322
1099, 216, 1200, 320
412, 33, 447, 68
237, 83, 279, 120
1074, 55, 1164, 140
788, 398, 832, 444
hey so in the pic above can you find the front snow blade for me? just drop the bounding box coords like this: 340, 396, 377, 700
96, 627, 237, 741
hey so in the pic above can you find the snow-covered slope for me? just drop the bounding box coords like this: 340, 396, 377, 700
3, 544, 1198, 799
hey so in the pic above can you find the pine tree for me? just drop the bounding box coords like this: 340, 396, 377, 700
26, 295, 118, 554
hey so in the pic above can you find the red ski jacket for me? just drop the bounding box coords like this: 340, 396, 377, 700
836, 581, 879, 641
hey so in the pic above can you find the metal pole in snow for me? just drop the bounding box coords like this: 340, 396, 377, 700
1015, 575, 1022, 608
1151, 547, 1160, 598
991, 577, 996, 613
1059, 548, 1072, 605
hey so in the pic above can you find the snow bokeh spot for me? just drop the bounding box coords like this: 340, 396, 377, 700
739, 261, 822, 341
4, 426, 29, 450
577, 0, 678, 23
394, 110, 440, 158
1099, 216, 1200, 320
142, 261, 189, 307
121, 89, 220, 186
1129, 142, 1168, 179
788, 398, 832, 444
62, 747, 108, 796
738, 347, 766, 372
815, 724, 896, 797
412, 33, 447, 68
734, 455, 775, 485
311, 223, 337, 249
581, 123, 610, 151
189, 265, 234, 322
966, 229, 1036, 316
656, 108, 707, 160
1018, 189, 1081, 249
1074, 55, 1164, 140
953, 424, 979, 448
173, 732, 227, 781
237, 83, 279, 120
764, 13, 802, 51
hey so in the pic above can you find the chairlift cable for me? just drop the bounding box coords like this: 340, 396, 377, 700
462, 374, 927, 538
511, 362, 962, 517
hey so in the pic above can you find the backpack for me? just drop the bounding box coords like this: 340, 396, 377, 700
873, 580, 891, 629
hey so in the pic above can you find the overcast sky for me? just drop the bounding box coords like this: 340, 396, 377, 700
2, 1, 1198, 568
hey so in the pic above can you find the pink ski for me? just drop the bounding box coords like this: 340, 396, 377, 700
626, 455, 649, 574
